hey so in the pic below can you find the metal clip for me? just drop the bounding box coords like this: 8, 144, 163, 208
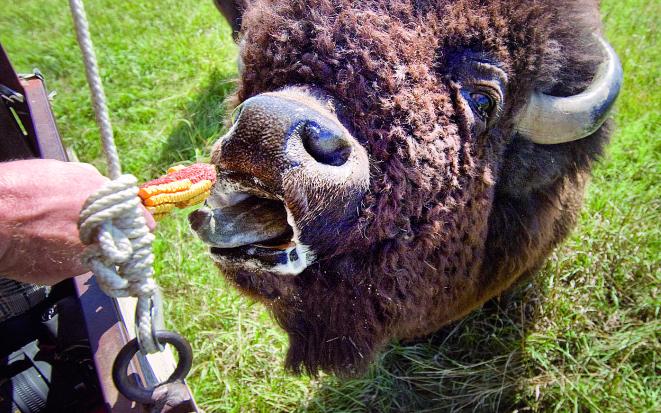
136, 293, 166, 353
150, 291, 166, 352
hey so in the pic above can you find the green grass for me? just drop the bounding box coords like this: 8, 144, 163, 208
1, 0, 658, 411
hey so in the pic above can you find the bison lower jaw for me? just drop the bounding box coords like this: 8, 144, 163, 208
190, 192, 315, 276
210, 242, 313, 276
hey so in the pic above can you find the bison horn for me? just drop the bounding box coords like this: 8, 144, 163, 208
516, 35, 623, 144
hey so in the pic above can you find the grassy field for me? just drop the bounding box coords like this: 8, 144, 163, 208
1, 0, 658, 411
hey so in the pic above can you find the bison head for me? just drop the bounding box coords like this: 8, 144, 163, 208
190, 0, 622, 375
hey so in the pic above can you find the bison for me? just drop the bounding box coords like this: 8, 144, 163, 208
189, 0, 622, 376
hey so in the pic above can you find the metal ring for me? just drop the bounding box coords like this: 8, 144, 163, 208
112, 330, 193, 404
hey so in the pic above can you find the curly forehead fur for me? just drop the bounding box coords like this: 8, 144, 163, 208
220, 0, 611, 375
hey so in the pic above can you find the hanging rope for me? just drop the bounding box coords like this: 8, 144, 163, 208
69, 0, 162, 354
68, 0, 121, 179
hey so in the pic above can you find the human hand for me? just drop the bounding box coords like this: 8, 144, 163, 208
0, 159, 156, 285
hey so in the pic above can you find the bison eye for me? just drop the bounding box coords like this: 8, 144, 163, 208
469, 92, 495, 118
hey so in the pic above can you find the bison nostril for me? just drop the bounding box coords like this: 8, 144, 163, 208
301, 121, 352, 166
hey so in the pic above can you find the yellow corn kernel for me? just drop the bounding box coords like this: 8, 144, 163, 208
144, 180, 213, 206
186, 180, 213, 198
139, 179, 192, 199
176, 190, 211, 208
166, 164, 187, 174
146, 203, 176, 215
152, 212, 169, 222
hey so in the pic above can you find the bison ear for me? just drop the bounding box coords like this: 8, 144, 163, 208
515, 35, 623, 145
213, 0, 245, 40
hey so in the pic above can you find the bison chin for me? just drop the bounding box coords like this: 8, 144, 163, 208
221, 256, 387, 376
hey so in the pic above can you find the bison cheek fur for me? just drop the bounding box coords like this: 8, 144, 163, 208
215, 0, 612, 376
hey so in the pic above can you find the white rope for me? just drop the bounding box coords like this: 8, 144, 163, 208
68, 0, 121, 179
69, 0, 162, 353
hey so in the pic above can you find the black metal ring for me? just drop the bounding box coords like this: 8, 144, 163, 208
112, 330, 193, 404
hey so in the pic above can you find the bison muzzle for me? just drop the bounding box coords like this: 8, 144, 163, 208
190, 0, 622, 376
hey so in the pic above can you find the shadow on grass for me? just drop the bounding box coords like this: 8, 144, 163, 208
301, 281, 545, 412
157, 68, 237, 170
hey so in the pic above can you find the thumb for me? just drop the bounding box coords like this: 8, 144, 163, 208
141, 205, 157, 231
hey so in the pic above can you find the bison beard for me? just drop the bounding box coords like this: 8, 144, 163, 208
199, 0, 618, 376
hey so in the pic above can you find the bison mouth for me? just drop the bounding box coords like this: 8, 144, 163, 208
189, 188, 313, 275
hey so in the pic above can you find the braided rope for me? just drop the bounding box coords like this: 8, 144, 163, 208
68, 0, 121, 180
69, 0, 162, 353
78, 175, 161, 353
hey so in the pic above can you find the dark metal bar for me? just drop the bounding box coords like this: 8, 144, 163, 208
0, 44, 40, 155
0, 44, 24, 93
21, 76, 67, 161
0, 100, 34, 160
73, 273, 143, 412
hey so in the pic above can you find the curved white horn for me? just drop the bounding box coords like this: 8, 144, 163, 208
515, 35, 623, 144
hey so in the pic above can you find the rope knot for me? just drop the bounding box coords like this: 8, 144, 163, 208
79, 174, 161, 353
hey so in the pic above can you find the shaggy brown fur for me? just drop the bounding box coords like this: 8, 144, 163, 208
213, 0, 611, 376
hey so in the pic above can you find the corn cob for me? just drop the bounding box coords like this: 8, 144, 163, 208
143, 180, 213, 206
138, 179, 192, 198
177, 190, 211, 208
146, 203, 176, 215
139, 163, 216, 221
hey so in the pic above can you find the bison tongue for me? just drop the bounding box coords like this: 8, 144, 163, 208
189, 197, 290, 248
